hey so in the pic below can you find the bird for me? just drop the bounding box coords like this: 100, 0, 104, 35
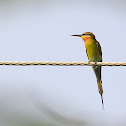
71, 32, 104, 109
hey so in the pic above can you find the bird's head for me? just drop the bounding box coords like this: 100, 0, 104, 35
71, 32, 95, 42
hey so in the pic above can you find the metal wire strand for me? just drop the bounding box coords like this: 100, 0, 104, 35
0, 61, 126, 66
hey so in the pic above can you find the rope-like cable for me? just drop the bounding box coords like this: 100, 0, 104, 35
0, 61, 125, 66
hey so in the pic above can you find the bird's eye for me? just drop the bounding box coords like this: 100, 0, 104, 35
82, 34, 85, 36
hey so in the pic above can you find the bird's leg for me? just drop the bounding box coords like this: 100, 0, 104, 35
88, 61, 92, 66
88, 61, 98, 69
93, 61, 98, 69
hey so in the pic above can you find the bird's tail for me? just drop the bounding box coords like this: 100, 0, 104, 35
92, 66, 104, 109
98, 80, 104, 109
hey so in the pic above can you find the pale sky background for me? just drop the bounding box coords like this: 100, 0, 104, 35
0, 0, 126, 126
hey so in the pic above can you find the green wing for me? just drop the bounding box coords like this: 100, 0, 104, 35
93, 41, 103, 107
96, 41, 102, 61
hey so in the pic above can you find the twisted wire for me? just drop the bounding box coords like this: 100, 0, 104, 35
0, 61, 125, 66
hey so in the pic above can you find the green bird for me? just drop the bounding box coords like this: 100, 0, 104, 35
71, 32, 104, 109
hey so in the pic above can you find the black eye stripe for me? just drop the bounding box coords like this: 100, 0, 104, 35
82, 34, 92, 36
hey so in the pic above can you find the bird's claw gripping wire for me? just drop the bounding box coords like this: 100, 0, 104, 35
88, 61, 98, 69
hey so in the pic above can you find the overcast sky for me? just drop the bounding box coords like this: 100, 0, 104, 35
0, 0, 126, 126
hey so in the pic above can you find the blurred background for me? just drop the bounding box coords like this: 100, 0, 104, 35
0, 0, 126, 126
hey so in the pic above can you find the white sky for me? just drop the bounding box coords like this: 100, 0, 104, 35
0, 0, 126, 126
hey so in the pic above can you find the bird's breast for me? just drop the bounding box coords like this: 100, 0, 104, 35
84, 41, 101, 62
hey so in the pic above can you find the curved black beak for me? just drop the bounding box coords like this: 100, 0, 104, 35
71, 35, 81, 37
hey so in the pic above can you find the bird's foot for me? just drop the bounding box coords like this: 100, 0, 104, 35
88, 61, 91, 65
93, 61, 98, 69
